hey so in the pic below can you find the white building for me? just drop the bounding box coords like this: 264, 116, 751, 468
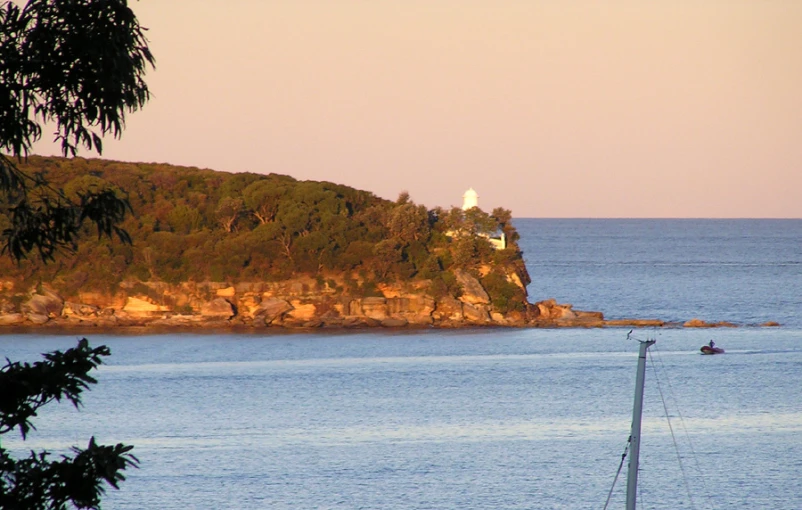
455, 188, 506, 249
462, 187, 479, 210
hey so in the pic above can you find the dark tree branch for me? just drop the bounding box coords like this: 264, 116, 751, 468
0, 339, 139, 509
0, 0, 154, 262
0, 338, 109, 438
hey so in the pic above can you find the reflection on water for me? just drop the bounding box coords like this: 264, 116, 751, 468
1, 329, 801, 509
11, 412, 802, 453
97, 351, 637, 375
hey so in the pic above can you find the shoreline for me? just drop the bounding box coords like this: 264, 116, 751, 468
2, 290, 782, 334
0, 316, 781, 336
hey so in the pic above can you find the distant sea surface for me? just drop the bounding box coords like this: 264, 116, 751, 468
516, 218, 801, 328
2, 219, 801, 509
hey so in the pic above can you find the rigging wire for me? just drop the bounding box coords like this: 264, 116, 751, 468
614, 330, 717, 510
602, 438, 631, 510
648, 343, 717, 510
647, 345, 699, 510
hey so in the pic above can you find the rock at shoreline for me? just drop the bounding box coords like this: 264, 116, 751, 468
683, 318, 737, 328
462, 302, 490, 323
0, 313, 25, 325
22, 292, 64, 321
284, 301, 317, 323
433, 296, 464, 322
381, 317, 408, 328
63, 302, 99, 319
253, 298, 293, 324
360, 297, 388, 320
0, 280, 780, 330
604, 319, 664, 328
123, 297, 170, 316
201, 298, 235, 320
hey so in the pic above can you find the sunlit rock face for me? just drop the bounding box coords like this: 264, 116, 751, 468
201, 298, 235, 320
0, 276, 766, 330
454, 270, 490, 305
123, 297, 169, 316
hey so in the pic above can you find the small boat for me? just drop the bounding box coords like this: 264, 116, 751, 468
700, 344, 725, 355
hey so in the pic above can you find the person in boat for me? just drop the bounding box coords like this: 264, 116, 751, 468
709, 340, 715, 348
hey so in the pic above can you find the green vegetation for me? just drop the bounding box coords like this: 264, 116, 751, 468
1, 0, 154, 262
0, 156, 529, 309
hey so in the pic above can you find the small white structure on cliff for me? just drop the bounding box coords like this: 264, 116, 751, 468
487, 231, 506, 250
462, 187, 479, 210
453, 188, 506, 250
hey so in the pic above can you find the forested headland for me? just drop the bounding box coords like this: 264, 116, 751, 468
1, 156, 545, 328
1, 157, 744, 330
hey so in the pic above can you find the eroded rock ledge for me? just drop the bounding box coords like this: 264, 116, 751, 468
0, 278, 781, 331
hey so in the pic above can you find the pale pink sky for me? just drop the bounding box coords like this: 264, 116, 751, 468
32, 1, 802, 218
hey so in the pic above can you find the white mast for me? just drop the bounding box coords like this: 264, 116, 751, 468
626, 338, 655, 510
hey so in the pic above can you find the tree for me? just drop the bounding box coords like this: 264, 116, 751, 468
491, 206, 519, 244
0, 0, 155, 261
0, 339, 138, 509
167, 203, 204, 235
371, 238, 402, 280
242, 180, 285, 224
387, 202, 430, 245
463, 206, 498, 236
0, 3, 150, 506
215, 196, 244, 233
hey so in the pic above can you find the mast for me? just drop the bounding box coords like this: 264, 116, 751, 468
626, 338, 656, 510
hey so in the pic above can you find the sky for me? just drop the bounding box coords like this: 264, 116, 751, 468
31, 1, 802, 218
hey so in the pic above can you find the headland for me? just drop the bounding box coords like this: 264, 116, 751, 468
0, 157, 780, 332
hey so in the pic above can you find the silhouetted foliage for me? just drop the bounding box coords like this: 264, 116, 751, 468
0, 5, 152, 499
0, 0, 154, 261
0, 339, 138, 509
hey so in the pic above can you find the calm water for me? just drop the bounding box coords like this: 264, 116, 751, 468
516, 219, 801, 328
2, 219, 801, 509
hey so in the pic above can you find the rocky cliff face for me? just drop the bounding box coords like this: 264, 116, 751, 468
0, 272, 775, 330
1, 270, 531, 329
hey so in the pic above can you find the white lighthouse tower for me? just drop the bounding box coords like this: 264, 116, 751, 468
462, 187, 479, 210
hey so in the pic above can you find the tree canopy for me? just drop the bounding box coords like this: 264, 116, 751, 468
0, 156, 529, 311
0, 0, 155, 261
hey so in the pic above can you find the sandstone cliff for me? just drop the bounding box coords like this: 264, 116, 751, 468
1, 271, 527, 329
1, 274, 774, 330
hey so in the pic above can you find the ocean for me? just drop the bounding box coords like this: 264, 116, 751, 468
1, 219, 800, 509
516, 219, 801, 328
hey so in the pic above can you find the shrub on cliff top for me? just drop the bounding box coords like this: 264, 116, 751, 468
481, 271, 527, 314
